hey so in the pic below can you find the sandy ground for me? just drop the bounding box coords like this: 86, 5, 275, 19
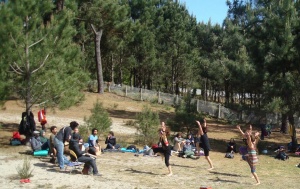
1, 93, 300, 189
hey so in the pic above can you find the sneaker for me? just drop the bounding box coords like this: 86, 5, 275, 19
93, 173, 102, 177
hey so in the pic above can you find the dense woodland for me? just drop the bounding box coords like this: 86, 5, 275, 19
1, 0, 300, 147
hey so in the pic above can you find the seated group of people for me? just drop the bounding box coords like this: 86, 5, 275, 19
173, 132, 200, 159
29, 121, 120, 176
173, 132, 239, 160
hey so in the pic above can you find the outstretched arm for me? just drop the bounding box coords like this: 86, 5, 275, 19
236, 125, 245, 136
196, 121, 204, 136
203, 118, 207, 128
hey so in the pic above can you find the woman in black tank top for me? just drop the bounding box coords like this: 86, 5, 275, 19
196, 119, 214, 170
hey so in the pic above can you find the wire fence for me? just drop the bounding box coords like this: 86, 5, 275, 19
103, 83, 300, 128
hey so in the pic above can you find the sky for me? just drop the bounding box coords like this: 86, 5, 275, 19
180, 0, 229, 25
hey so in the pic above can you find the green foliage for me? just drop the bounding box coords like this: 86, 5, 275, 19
135, 106, 160, 146
171, 94, 201, 134
16, 156, 34, 179
78, 125, 89, 143
83, 101, 112, 139
0, 0, 88, 112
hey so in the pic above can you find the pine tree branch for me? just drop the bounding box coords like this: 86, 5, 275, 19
28, 38, 44, 48
91, 24, 97, 34
13, 61, 24, 73
9, 62, 24, 75
31, 54, 49, 74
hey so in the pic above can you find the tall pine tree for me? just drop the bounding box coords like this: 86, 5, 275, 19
0, 0, 88, 113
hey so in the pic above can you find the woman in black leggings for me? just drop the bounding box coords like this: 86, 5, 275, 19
153, 122, 172, 176
196, 119, 214, 170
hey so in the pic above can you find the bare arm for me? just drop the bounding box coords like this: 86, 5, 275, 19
253, 131, 260, 146
196, 121, 204, 135
203, 118, 207, 128
236, 125, 245, 136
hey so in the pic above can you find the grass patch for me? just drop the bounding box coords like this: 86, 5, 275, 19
16, 156, 34, 179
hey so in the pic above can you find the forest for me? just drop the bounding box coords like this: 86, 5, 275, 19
0, 0, 300, 147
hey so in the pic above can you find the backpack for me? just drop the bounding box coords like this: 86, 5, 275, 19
126, 145, 137, 151
225, 152, 234, 158
18, 112, 36, 136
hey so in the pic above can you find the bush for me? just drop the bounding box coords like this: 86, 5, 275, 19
82, 100, 112, 140
135, 106, 160, 146
172, 93, 202, 133
16, 156, 34, 179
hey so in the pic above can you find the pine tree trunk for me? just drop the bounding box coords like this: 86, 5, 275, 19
56, 0, 64, 11
281, 114, 288, 134
288, 115, 298, 152
91, 24, 104, 94
111, 54, 114, 85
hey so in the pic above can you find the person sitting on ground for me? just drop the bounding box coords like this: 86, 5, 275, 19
10, 131, 23, 146
30, 130, 49, 151
143, 145, 154, 156
275, 146, 289, 160
39, 130, 48, 144
226, 138, 237, 153
105, 131, 120, 150
182, 140, 199, 159
186, 133, 195, 147
49, 126, 57, 163
72, 127, 83, 143
173, 132, 185, 152
69, 133, 102, 176
88, 128, 100, 155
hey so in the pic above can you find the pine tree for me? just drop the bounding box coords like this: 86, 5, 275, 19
0, 0, 88, 113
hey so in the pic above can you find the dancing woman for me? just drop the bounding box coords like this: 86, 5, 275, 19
196, 119, 214, 170
153, 122, 173, 176
237, 125, 260, 185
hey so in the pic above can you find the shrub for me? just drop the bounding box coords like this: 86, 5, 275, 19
16, 156, 34, 179
135, 106, 160, 146
82, 100, 112, 140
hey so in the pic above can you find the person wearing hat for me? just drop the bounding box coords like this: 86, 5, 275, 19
182, 139, 198, 159
30, 130, 49, 151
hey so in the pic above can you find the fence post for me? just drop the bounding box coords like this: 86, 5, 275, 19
218, 104, 221, 119
197, 99, 199, 113
125, 85, 127, 97
140, 88, 143, 101
158, 91, 161, 104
